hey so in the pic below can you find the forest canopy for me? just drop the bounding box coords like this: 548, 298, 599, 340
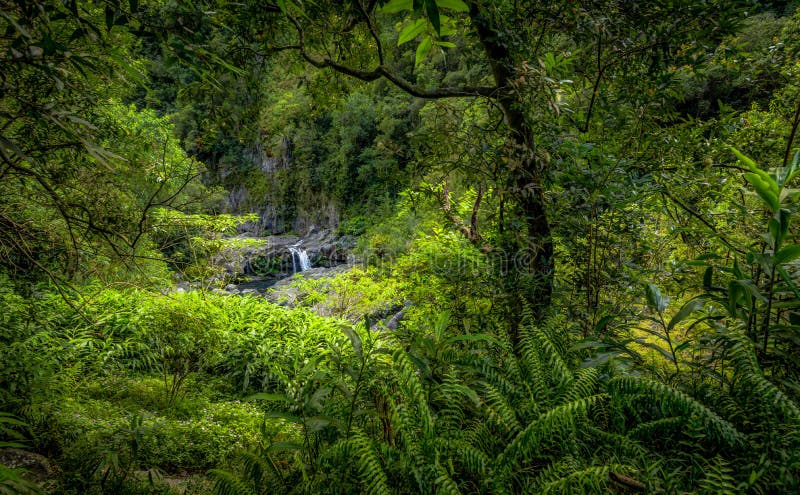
2, 1, 800, 494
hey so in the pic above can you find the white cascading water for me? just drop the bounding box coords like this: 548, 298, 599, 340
289, 247, 312, 273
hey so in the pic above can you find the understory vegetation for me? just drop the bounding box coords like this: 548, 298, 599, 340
3, 0, 800, 494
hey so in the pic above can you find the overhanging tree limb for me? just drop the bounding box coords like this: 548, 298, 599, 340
285, 12, 497, 99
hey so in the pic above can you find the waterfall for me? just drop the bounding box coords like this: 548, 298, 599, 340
289, 247, 312, 273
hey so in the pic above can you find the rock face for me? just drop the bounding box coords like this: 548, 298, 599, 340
212, 227, 357, 292
0, 448, 57, 488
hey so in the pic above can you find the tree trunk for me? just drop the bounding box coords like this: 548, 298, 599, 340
471, 6, 555, 332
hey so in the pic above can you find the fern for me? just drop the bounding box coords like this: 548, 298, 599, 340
497, 395, 607, 476
627, 417, 685, 441
482, 383, 522, 434
697, 457, 740, 495
537, 465, 625, 494
584, 426, 649, 458
452, 440, 490, 478
610, 376, 745, 447
209, 469, 258, 495
391, 349, 434, 437
726, 333, 800, 422
353, 433, 392, 495
562, 367, 599, 404
433, 461, 461, 495
530, 325, 574, 391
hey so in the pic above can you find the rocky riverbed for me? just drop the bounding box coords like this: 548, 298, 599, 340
185, 227, 360, 301
214, 227, 355, 277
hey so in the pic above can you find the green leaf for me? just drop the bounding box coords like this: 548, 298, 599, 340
730, 146, 757, 171
668, 299, 705, 331
775, 244, 800, 266
436, 0, 469, 12
398, 18, 426, 45
789, 149, 800, 184
645, 283, 668, 313
304, 417, 331, 433
703, 266, 713, 289
732, 279, 766, 303
105, 5, 115, 31
248, 393, 290, 402
779, 266, 800, 300
267, 441, 303, 453
434, 40, 456, 48
634, 339, 676, 363
342, 326, 362, 359
594, 315, 614, 333
265, 411, 301, 423
415, 35, 432, 66
380, 0, 413, 13
445, 333, 503, 346
425, 0, 441, 34
744, 172, 780, 212
0, 10, 32, 38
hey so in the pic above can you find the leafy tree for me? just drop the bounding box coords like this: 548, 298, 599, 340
0, 1, 216, 288
192, 0, 754, 331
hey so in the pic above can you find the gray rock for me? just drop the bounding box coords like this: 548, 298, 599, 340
212, 229, 356, 280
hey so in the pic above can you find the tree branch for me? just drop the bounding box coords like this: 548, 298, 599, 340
285, 13, 496, 99
358, 0, 384, 65
661, 189, 745, 255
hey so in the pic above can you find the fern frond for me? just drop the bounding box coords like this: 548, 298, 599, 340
498, 395, 607, 472
464, 421, 504, 463
0, 464, 43, 495
514, 336, 547, 408
392, 349, 434, 436
435, 377, 479, 431
239, 450, 281, 490
434, 462, 461, 495
538, 465, 616, 494
453, 441, 491, 477
562, 367, 599, 404
529, 325, 573, 390
389, 402, 426, 474
584, 426, 648, 458
483, 383, 522, 433
208, 469, 258, 495
351, 431, 392, 495
698, 457, 739, 495
476, 360, 519, 398
627, 417, 685, 441
727, 335, 800, 422
610, 376, 745, 447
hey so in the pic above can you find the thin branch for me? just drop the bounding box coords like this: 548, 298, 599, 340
661, 190, 745, 255
286, 13, 496, 99
358, 0, 384, 65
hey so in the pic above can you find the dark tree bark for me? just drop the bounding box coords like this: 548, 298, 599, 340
470, 6, 554, 328
271, 2, 557, 333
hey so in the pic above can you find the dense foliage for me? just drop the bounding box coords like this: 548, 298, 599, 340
2, 0, 800, 494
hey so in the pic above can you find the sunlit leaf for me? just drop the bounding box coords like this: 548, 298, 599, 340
398, 18, 426, 45
380, 0, 413, 13
436, 0, 469, 12
415, 35, 432, 66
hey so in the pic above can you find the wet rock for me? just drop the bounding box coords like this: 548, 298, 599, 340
213, 229, 356, 280
0, 448, 57, 486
